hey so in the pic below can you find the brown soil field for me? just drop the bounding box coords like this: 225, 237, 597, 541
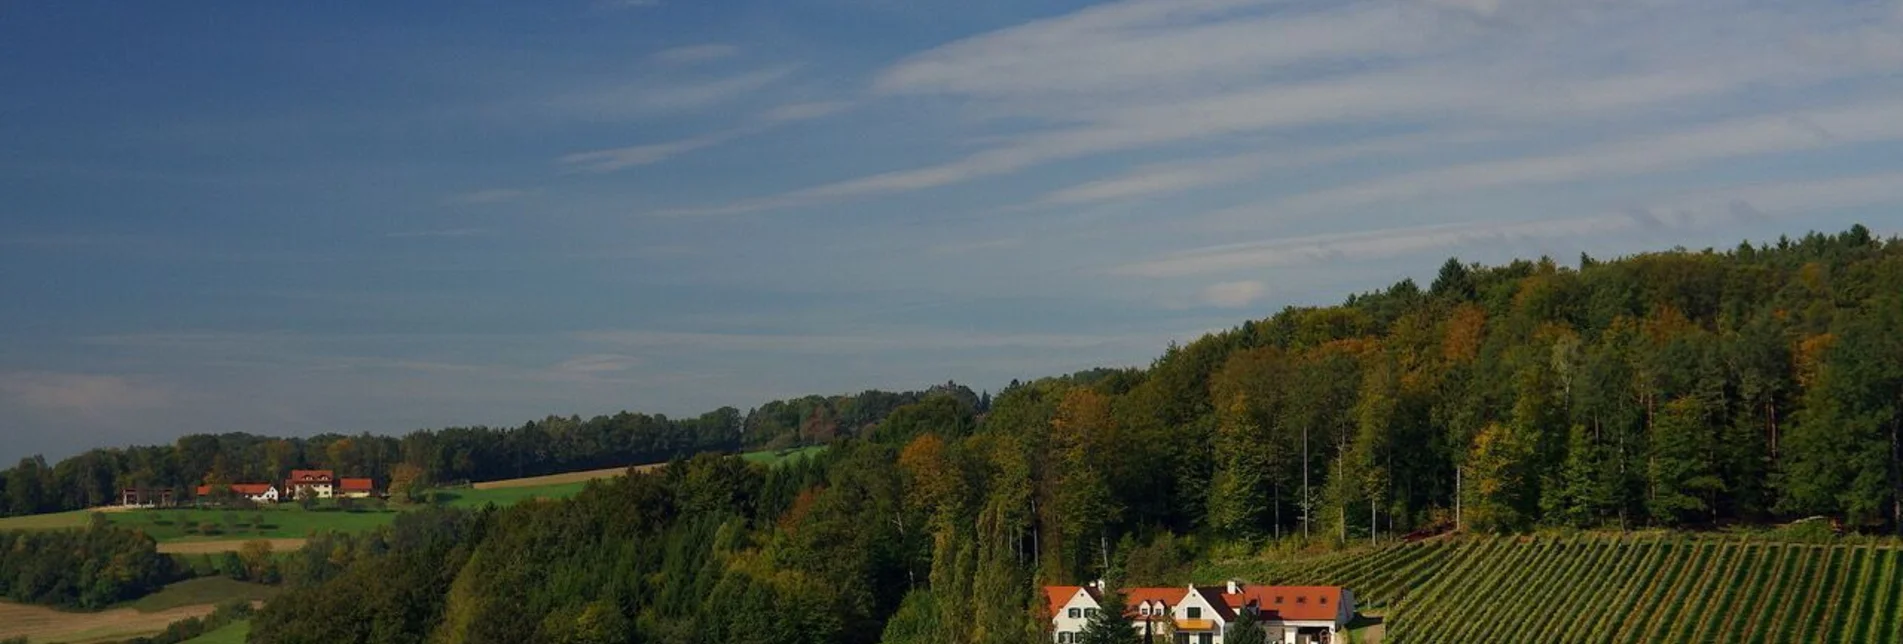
0, 601, 215, 644
157, 537, 307, 554
472, 462, 663, 490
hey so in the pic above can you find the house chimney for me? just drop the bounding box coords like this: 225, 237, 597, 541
1095, 579, 1106, 590
1227, 580, 1242, 594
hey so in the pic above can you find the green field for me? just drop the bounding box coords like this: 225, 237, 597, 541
0, 448, 815, 542
1202, 534, 1903, 644
181, 620, 249, 644
741, 445, 828, 465
431, 482, 589, 508
122, 577, 280, 613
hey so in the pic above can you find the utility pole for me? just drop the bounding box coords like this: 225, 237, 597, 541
1455, 466, 1462, 533
1302, 424, 1311, 540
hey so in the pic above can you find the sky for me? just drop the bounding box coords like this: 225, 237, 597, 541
2, 0, 1901, 462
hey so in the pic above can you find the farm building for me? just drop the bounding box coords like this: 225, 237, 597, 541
194, 483, 280, 503
339, 477, 377, 499
285, 470, 337, 499
1045, 580, 1354, 644
118, 487, 178, 508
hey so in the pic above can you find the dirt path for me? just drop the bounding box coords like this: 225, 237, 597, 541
157, 537, 307, 554
0, 601, 215, 644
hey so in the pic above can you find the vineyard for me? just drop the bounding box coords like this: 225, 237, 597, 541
1201, 534, 1903, 643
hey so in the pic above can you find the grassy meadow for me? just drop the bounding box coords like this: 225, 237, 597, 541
180, 620, 250, 644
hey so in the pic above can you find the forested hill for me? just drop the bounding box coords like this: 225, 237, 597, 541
0, 383, 982, 517
230, 226, 1903, 643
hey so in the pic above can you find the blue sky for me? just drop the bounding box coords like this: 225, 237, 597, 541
3, 0, 1901, 461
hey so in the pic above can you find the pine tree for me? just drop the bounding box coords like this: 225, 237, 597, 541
1077, 588, 1139, 644
1225, 608, 1269, 644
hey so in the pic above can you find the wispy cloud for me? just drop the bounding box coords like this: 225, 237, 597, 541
661, 0, 1903, 217
651, 43, 741, 64
1198, 280, 1268, 308
559, 133, 737, 172
551, 353, 643, 374
385, 228, 493, 239
928, 236, 1023, 256
1239, 98, 1903, 221
445, 188, 532, 205
0, 371, 175, 419
759, 101, 851, 123
559, 100, 850, 172
546, 64, 800, 119
1113, 169, 1903, 278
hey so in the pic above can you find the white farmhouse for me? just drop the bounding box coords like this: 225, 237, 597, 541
1045, 580, 1355, 644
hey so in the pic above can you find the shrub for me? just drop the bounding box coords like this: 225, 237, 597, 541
198, 522, 222, 536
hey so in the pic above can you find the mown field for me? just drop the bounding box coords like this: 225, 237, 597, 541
180, 620, 249, 644
1204, 534, 1903, 643
0, 577, 274, 644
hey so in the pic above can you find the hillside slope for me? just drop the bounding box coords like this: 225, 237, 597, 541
1204, 534, 1903, 643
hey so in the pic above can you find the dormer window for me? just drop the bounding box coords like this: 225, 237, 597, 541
1069, 608, 1080, 619
1275, 596, 1284, 604
1296, 597, 1306, 604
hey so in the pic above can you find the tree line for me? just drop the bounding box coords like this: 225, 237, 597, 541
0, 516, 182, 609
1, 382, 983, 517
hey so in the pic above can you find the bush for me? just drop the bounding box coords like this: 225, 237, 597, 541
198, 522, 222, 536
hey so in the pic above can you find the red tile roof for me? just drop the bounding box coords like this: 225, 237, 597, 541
1223, 585, 1345, 622
340, 478, 374, 492
1044, 586, 1085, 618
288, 470, 335, 482
1122, 587, 1188, 617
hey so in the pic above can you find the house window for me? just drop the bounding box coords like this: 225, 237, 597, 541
1087, 608, 1099, 618
1059, 633, 1073, 643
1296, 597, 1306, 604
1069, 608, 1080, 619
1275, 596, 1284, 604
1321, 596, 1329, 605
1187, 607, 1201, 619
1197, 634, 1212, 644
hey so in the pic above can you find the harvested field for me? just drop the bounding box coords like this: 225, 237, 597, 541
157, 537, 307, 555
472, 464, 656, 490
0, 601, 214, 644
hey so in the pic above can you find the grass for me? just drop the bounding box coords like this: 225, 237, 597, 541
0, 508, 96, 531
1198, 533, 1903, 644
181, 620, 249, 644
431, 481, 589, 508
741, 445, 828, 465
121, 577, 279, 613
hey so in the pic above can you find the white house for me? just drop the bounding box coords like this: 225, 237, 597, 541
285, 470, 337, 499
1045, 580, 1355, 644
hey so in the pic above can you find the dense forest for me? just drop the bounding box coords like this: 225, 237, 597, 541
8, 226, 1903, 644
0, 384, 978, 517
0, 517, 181, 609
